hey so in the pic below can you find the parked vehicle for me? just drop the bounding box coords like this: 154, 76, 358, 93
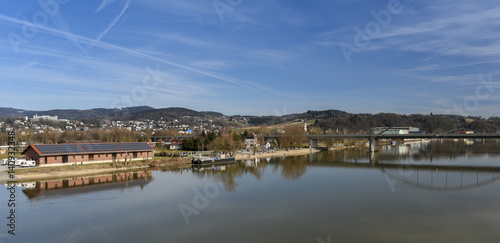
15, 159, 24, 167
0, 159, 7, 166
20, 160, 36, 167
16, 182, 36, 189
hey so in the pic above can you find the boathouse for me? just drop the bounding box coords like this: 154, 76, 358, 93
22, 142, 154, 166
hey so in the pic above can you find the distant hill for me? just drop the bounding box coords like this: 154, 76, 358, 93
243, 109, 351, 126
241, 110, 500, 134
114, 107, 224, 120
0, 107, 28, 118
1, 106, 499, 133
0, 106, 155, 120
0, 106, 223, 121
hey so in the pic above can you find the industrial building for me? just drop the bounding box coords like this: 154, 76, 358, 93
372, 126, 421, 135
22, 142, 154, 166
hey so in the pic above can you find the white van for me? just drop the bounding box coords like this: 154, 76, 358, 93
16, 182, 36, 189
15, 159, 24, 167
20, 160, 36, 167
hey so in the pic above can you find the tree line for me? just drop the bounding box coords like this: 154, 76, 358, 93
311, 114, 500, 134
0, 128, 153, 146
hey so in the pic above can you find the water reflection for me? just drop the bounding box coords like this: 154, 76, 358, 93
13, 140, 500, 199
20, 170, 153, 200
190, 140, 500, 192
2, 140, 500, 242
382, 168, 500, 191
274, 156, 307, 180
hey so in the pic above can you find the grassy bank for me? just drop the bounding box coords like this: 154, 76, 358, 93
0, 152, 23, 160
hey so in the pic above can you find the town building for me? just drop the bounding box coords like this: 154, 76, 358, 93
31, 114, 59, 121
22, 142, 154, 166
244, 132, 259, 149
372, 127, 420, 135
163, 138, 183, 150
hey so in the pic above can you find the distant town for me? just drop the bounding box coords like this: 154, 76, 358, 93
1, 113, 239, 135
1, 106, 499, 150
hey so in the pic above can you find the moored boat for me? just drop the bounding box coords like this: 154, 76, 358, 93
191, 154, 235, 164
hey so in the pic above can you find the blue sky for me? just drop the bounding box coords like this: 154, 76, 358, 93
1, 0, 499, 117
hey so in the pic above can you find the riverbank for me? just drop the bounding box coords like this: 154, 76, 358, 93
6, 157, 191, 182
235, 148, 321, 160
3, 149, 321, 182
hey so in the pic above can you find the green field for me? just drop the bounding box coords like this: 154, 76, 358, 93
0, 152, 23, 160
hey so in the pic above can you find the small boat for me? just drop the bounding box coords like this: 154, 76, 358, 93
192, 161, 236, 171
191, 155, 235, 164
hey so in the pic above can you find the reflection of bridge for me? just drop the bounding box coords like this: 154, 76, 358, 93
381, 168, 500, 191
311, 160, 500, 191
316, 160, 500, 173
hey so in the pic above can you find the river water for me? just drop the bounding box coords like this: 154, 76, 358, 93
1, 140, 500, 242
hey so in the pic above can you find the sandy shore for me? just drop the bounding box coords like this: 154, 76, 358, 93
235, 148, 320, 160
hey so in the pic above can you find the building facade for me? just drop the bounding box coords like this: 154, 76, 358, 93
372, 127, 420, 135
163, 138, 183, 150
23, 142, 155, 166
244, 132, 259, 149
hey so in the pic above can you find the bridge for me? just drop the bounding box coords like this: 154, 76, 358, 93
263, 133, 500, 152
150, 135, 194, 142
151, 114, 500, 152
152, 133, 500, 152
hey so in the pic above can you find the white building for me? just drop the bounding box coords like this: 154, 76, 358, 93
244, 132, 260, 149
32, 114, 58, 121
372, 127, 420, 135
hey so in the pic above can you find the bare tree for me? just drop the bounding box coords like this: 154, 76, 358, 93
208, 128, 242, 156
280, 125, 308, 150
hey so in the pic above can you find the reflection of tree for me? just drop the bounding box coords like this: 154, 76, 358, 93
192, 156, 307, 191
277, 156, 307, 180
190, 140, 500, 191
191, 161, 269, 192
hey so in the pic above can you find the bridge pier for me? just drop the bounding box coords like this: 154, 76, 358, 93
369, 137, 379, 153
309, 139, 319, 148
370, 152, 379, 165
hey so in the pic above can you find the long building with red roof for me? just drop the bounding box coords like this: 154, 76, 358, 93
22, 142, 155, 166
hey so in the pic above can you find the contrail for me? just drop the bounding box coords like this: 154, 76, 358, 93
94, 0, 131, 43
95, 0, 117, 13
0, 13, 257, 90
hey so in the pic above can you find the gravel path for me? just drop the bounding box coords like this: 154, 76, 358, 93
0, 169, 19, 183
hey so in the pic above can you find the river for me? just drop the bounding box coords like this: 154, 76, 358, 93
1, 139, 500, 242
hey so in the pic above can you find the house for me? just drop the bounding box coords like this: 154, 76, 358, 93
22, 142, 155, 167
263, 142, 271, 151
244, 132, 260, 149
164, 138, 183, 150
